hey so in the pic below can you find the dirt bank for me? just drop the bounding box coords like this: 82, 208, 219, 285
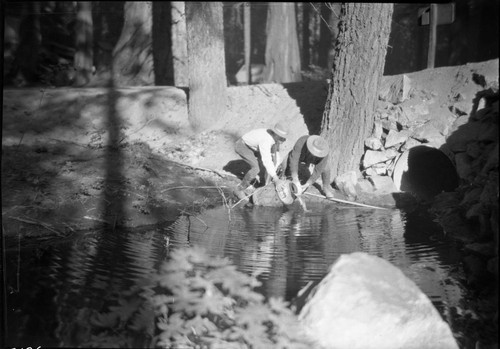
2, 60, 498, 238
2, 59, 498, 348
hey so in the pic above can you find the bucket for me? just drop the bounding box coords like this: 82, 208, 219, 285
275, 180, 297, 205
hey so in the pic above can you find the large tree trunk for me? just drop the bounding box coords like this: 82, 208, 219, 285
320, 3, 393, 181
112, 2, 154, 86
263, 3, 301, 83
171, 1, 188, 87
74, 1, 93, 86
185, 2, 227, 130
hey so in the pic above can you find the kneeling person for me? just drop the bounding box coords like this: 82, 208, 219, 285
233, 122, 288, 200
285, 135, 335, 198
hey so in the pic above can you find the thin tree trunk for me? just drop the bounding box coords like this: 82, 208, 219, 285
318, 3, 332, 68
74, 1, 93, 86
302, 3, 310, 69
185, 2, 227, 130
152, 2, 173, 85
171, 1, 188, 87
13, 2, 41, 85
427, 3, 438, 68
263, 3, 301, 83
327, 3, 342, 70
243, 3, 251, 84
320, 3, 393, 181
112, 2, 154, 86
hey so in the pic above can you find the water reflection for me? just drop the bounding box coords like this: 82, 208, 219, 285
4, 227, 164, 347
171, 203, 464, 308
4, 204, 465, 347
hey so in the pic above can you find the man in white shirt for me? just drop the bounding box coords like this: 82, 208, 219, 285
233, 122, 289, 201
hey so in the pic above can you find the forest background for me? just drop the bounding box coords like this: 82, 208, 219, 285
3, 1, 498, 89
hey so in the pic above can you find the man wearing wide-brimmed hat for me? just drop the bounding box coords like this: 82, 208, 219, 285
233, 122, 289, 201
283, 135, 335, 198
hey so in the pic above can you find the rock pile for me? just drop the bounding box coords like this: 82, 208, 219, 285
431, 81, 498, 286
361, 74, 457, 191
356, 63, 498, 206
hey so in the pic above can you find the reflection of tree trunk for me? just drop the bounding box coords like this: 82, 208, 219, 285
74, 2, 94, 86
266, 231, 288, 299
171, 2, 188, 87
263, 3, 301, 83
112, 2, 154, 86
321, 3, 393, 180
185, 2, 227, 130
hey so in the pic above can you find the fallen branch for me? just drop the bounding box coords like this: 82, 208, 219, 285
8, 216, 64, 235
119, 117, 158, 143
230, 183, 273, 209
173, 162, 235, 178
161, 185, 229, 193
179, 209, 208, 227
83, 215, 109, 223
122, 189, 147, 199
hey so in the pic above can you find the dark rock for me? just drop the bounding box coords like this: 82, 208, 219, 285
464, 242, 496, 257
466, 142, 483, 159
460, 187, 483, 206
455, 152, 474, 180
463, 255, 488, 284
487, 257, 498, 275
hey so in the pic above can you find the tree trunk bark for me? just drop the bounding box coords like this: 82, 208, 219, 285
112, 2, 154, 86
185, 2, 227, 131
320, 3, 393, 181
74, 1, 94, 86
171, 1, 188, 87
263, 3, 301, 83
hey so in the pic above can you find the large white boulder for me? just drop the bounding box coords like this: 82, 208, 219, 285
299, 252, 459, 349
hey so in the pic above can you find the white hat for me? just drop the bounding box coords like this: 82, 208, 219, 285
307, 135, 329, 157
273, 122, 288, 139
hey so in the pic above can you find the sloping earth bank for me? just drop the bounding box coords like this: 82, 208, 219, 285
2, 60, 497, 236
1, 81, 323, 239
2, 59, 498, 347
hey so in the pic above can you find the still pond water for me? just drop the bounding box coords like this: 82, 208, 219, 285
4, 202, 467, 347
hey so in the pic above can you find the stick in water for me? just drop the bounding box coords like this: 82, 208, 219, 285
302, 192, 389, 210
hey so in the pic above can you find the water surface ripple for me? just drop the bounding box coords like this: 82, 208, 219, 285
4, 203, 466, 347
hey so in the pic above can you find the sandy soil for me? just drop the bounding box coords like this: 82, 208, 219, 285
2, 60, 498, 348
1, 60, 498, 236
